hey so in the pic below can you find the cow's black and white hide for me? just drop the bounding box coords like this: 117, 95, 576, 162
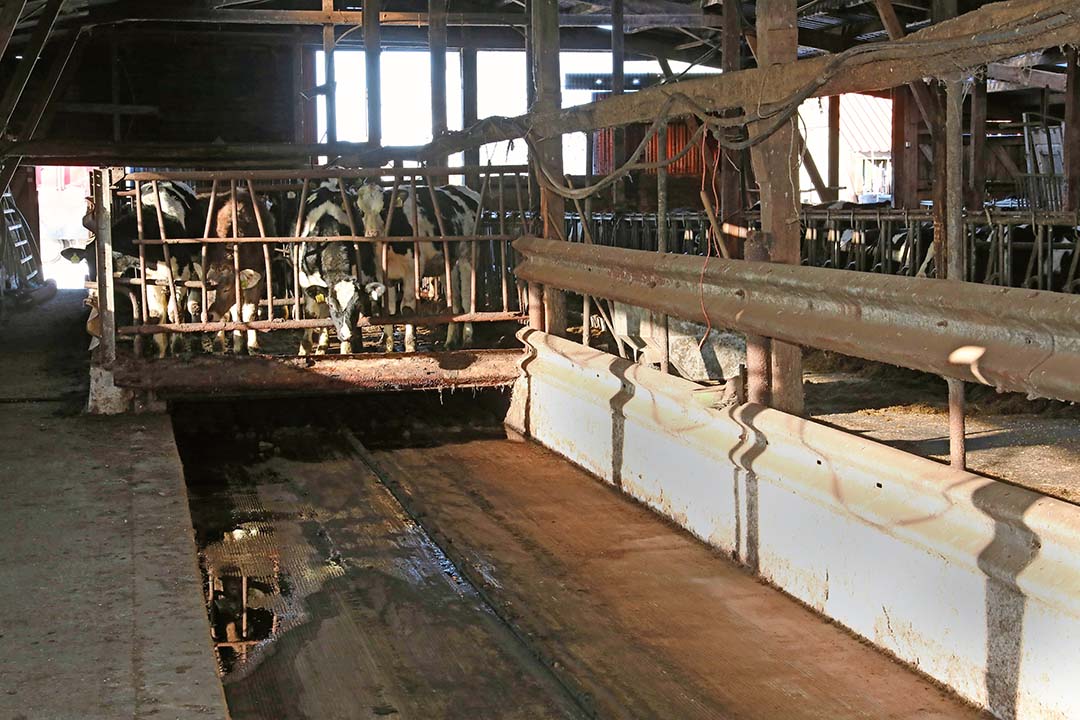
354, 182, 480, 352
296, 179, 384, 355
202, 190, 277, 354
66, 181, 200, 356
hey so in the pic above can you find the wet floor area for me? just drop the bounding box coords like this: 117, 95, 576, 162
171, 392, 581, 720
171, 390, 987, 720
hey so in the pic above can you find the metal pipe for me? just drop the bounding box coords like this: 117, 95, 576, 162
945, 78, 967, 469
123, 165, 529, 182
514, 236, 1080, 404
118, 310, 524, 335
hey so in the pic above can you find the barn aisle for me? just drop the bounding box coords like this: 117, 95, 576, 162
360, 405, 988, 720
0, 292, 227, 719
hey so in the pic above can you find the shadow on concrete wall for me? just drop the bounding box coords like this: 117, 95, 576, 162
972, 482, 1040, 720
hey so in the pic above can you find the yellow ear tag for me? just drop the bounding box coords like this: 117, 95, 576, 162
395, 195, 405, 208
315, 293, 326, 304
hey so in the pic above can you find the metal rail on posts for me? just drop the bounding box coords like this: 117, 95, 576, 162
100, 165, 530, 360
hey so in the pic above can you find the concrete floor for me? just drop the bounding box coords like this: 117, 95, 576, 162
172, 393, 988, 719
0, 292, 226, 720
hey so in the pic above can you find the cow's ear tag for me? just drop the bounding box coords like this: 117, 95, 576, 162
239, 269, 262, 289
315, 292, 326, 304
395, 195, 405, 208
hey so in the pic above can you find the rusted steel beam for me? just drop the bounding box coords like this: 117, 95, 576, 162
112, 348, 524, 396
422, 0, 1080, 158
429, 0, 448, 177
514, 237, 1080, 403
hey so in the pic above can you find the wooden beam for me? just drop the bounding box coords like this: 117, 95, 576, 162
461, 48, 479, 186
0, 0, 27, 66
364, 0, 382, 147
751, 0, 803, 416
532, 0, 566, 337
611, 0, 625, 207
2, 140, 421, 166
322, 19, 337, 144
0, 0, 64, 135
430, 0, 448, 177
422, 0, 1080, 160
826, 95, 841, 202
720, 1, 742, 255
985, 63, 1066, 92
93, 6, 723, 29
872, 0, 939, 131
968, 73, 987, 208
0, 30, 82, 195
1066, 47, 1080, 211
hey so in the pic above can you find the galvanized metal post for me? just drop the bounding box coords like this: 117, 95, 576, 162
945, 78, 966, 470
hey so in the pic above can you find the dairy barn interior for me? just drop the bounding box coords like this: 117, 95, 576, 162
4, 0, 1080, 718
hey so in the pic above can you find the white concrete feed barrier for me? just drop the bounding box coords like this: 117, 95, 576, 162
508, 329, 1080, 720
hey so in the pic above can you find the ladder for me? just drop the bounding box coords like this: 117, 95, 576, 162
0, 190, 42, 297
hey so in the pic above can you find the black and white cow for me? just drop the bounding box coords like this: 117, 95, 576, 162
354, 182, 480, 352
297, 179, 385, 355
67, 181, 201, 356
201, 190, 278, 354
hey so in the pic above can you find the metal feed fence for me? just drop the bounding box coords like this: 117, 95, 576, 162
93, 165, 535, 358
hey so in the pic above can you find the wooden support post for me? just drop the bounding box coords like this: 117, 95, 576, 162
945, 78, 966, 470
322, 21, 337, 144
0, 0, 27, 66
657, 122, 670, 374
429, 0, 448, 177
750, 0, 802, 415
531, 0, 566, 337
462, 48, 479, 187
364, 0, 382, 147
611, 0, 625, 208
292, 32, 306, 143
720, 0, 743, 256
968, 72, 987, 209
929, 0, 956, 280
826, 95, 840, 202
0, 0, 64, 135
1066, 48, 1080, 212
94, 169, 117, 367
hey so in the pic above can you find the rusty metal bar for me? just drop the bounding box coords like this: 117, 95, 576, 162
425, 179, 454, 310
945, 78, 967, 470
411, 175, 421, 306
514, 236, 1080, 404
113, 348, 524, 396
132, 236, 520, 248
498, 172, 509, 312
470, 172, 491, 315
656, 125, 670, 373
246, 179, 274, 322
201, 180, 219, 324
117, 311, 523, 335
134, 181, 149, 325
150, 181, 179, 325
122, 165, 529, 182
